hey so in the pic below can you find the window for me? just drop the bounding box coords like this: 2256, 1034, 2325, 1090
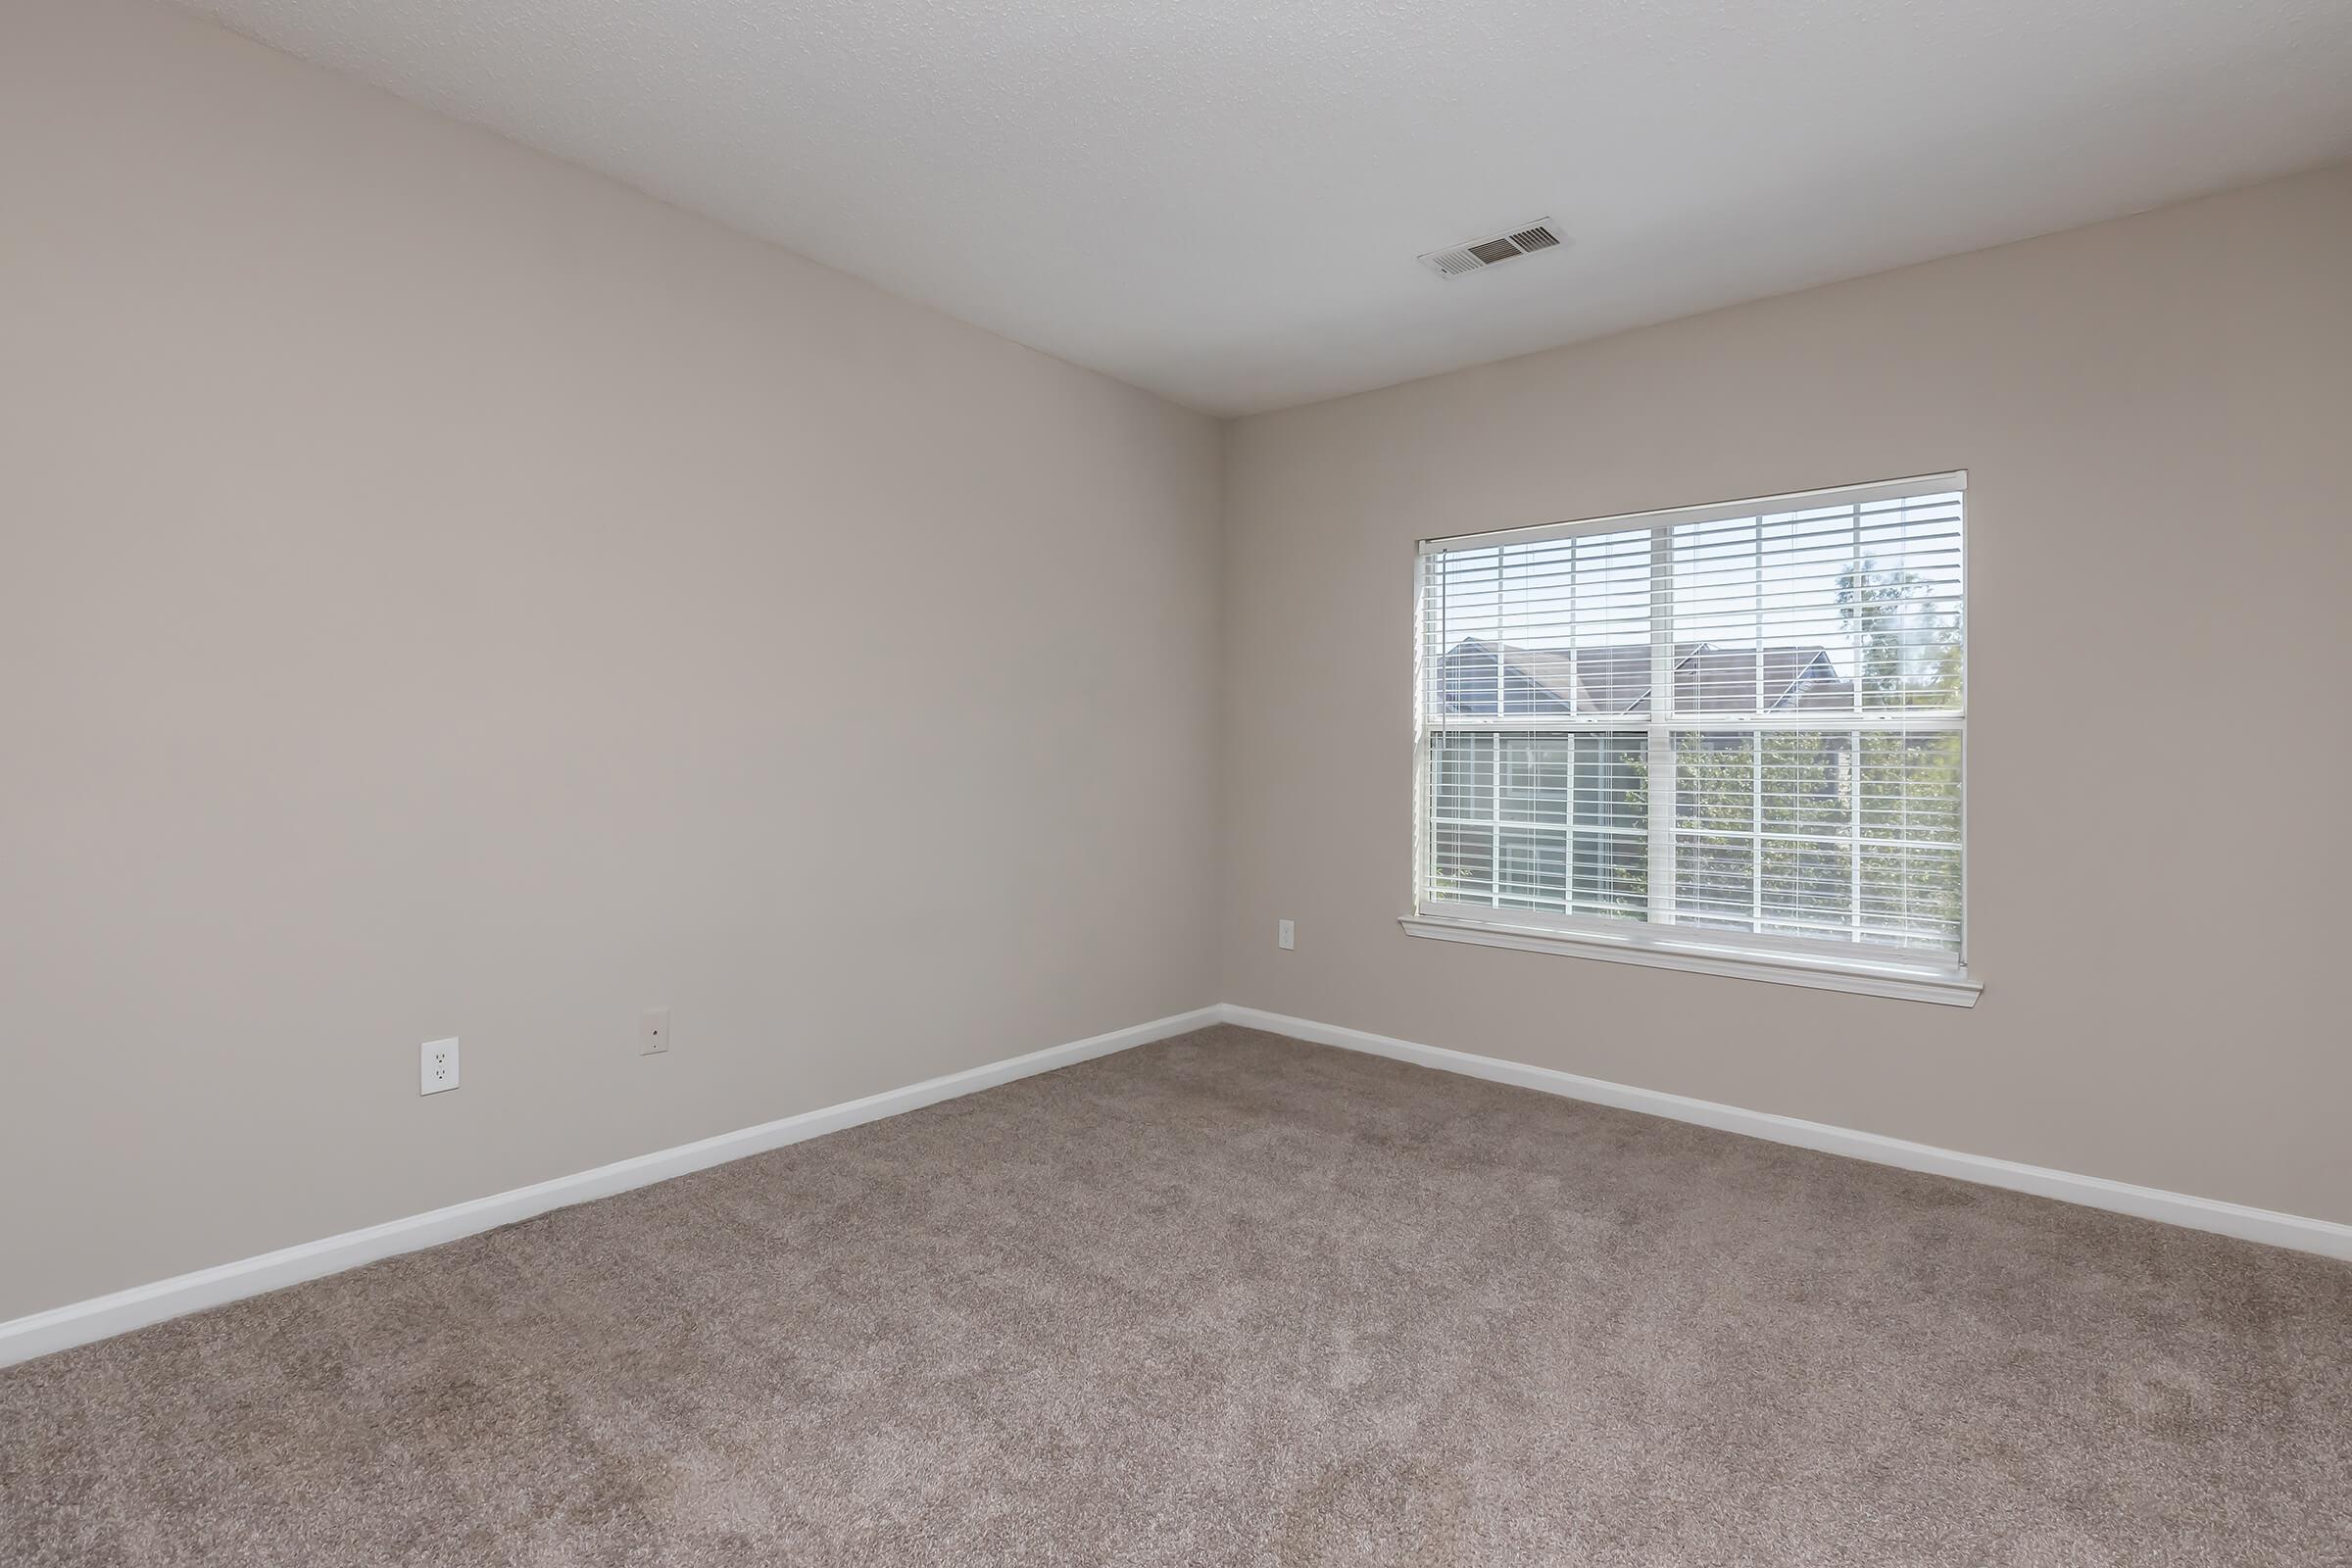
1408, 474, 1975, 1004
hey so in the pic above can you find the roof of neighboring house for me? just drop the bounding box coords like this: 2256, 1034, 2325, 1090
1440, 638, 1851, 714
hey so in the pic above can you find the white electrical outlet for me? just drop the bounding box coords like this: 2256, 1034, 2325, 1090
420, 1037, 460, 1096
1278, 918, 1296, 951
640, 1006, 671, 1055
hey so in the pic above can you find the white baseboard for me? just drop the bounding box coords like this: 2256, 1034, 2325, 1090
10, 999, 2342, 1369
1213, 1004, 2352, 1262
0, 1005, 1222, 1369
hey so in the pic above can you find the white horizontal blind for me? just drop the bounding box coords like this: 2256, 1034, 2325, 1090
1417, 477, 1965, 964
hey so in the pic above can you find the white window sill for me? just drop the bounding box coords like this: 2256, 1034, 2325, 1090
1398, 911, 1982, 1007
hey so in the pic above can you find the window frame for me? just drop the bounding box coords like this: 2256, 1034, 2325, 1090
1404, 472, 1979, 1006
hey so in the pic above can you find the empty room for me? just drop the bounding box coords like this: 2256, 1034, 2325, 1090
4, 0, 2349, 1561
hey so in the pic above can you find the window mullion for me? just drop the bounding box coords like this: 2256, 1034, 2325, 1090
1849, 729, 1863, 946
1849, 503, 1863, 714
1489, 733, 1502, 909
1752, 528, 1767, 933
1751, 735, 1764, 932
1646, 527, 1676, 927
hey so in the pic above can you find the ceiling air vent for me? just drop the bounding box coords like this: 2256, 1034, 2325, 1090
1418, 220, 1564, 278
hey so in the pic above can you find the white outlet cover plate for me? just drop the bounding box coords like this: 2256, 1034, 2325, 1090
1278, 919, 1296, 950
420, 1037, 461, 1095
640, 1007, 671, 1054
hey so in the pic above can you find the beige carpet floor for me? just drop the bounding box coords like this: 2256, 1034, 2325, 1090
4, 1023, 2348, 1566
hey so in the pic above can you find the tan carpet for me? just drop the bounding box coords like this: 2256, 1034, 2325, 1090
4, 1024, 2347, 1565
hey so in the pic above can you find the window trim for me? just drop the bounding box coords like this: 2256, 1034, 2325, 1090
1408, 471, 1975, 1004
1415, 472, 1966, 556
1399, 906, 1982, 1006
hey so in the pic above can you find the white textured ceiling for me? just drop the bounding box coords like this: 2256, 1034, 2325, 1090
174, 0, 2352, 415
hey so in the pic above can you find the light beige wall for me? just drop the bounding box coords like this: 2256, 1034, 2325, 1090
1220, 165, 2352, 1225
0, 0, 1222, 1320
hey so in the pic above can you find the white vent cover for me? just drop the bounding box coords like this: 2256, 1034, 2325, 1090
1417, 220, 1565, 278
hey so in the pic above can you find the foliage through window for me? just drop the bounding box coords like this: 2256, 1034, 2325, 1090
1416, 477, 1965, 966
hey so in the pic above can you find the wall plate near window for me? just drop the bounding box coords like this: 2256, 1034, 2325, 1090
1406, 473, 1978, 1004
